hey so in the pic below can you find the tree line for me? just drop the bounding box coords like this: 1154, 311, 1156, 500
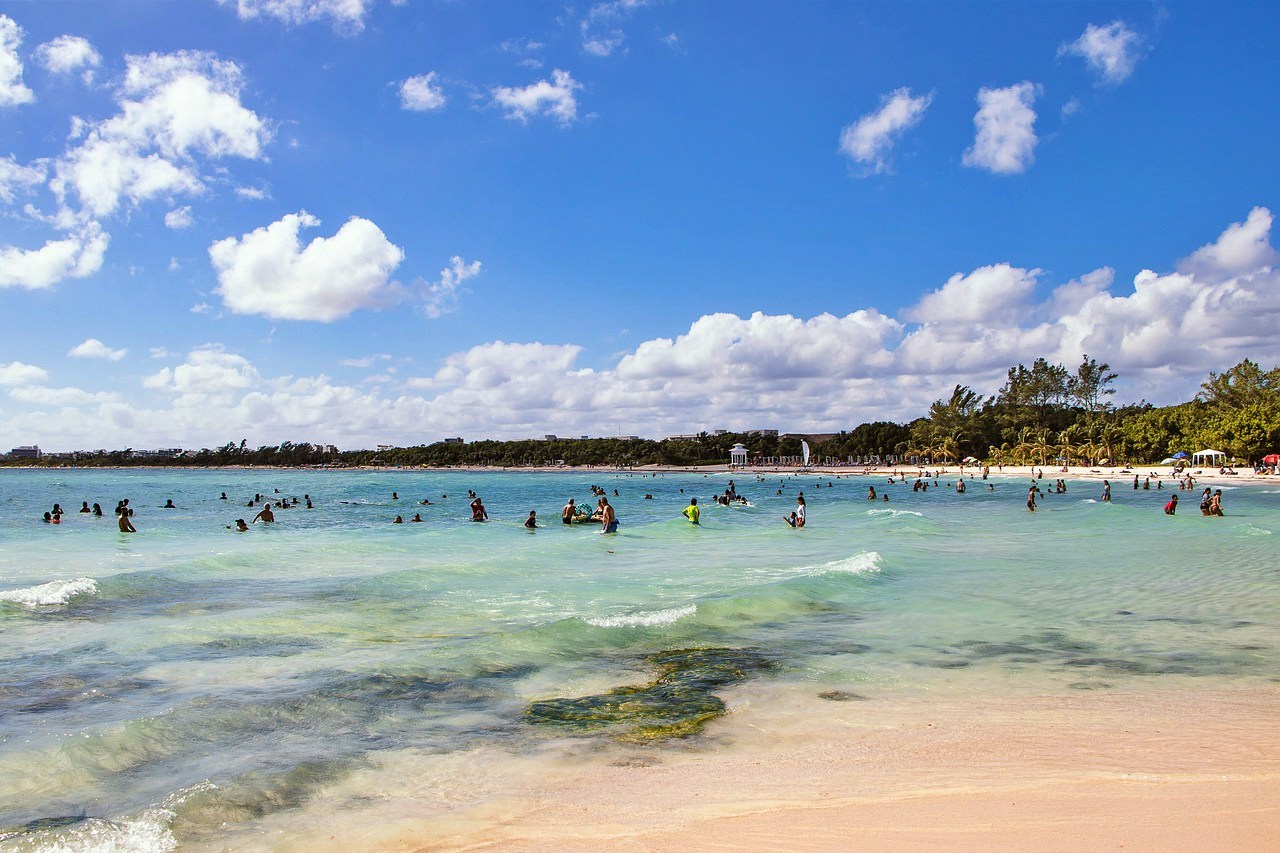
7, 359, 1278, 469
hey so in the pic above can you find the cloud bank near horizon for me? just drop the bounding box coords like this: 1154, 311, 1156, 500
3, 207, 1277, 452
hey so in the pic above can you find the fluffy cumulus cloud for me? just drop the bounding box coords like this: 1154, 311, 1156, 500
962, 81, 1040, 175
0, 14, 35, 107
839, 87, 933, 175
0, 224, 108, 289
209, 211, 406, 322
4, 209, 1280, 450
51, 50, 270, 218
492, 69, 581, 125
1060, 21, 1143, 85
399, 72, 445, 111
68, 338, 128, 361
34, 34, 102, 81
0, 361, 48, 387
219, 0, 372, 33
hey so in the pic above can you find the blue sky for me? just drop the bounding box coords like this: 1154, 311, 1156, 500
1, 0, 1278, 451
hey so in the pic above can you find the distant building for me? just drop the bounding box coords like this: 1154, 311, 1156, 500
9, 445, 41, 459
442, 437, 464, 445
745, 429, 778, 437
320, 444, 338, 454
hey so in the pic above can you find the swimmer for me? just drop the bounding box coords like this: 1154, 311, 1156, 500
392, 515, 403, 524
1164, 494, 1178, 515
783, 511, 798, 528
524, 510, 538, 529
252, 505, 275, 524
163, 499, 176, 508
1101, 480, 1111, 502
867, 486, 876, 500
599, 498, 617, 534
795, 495, 806, 527
1027, 485, 1037, 512
228, 519, 249, 531
92, 503, 103, 516
43, 511, 55, 524
420, 498, 432, 505
1199, 487, 1213, 516
682, 498, 700, 525
117, 510, 136, 533
470, 497, 488, 522
79, 502, 91, 513
1209, 490, 1224, 516
392, 492, 399, 500
411, 513, 423, 522
562, 498, 576, 524
220, 492, 228, 500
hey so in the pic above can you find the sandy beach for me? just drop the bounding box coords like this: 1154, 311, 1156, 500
271, 685, 1280, 852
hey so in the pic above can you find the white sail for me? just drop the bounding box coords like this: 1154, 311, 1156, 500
801, 440, 810, 467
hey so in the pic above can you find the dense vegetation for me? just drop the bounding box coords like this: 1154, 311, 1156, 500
7, 359, 1279, 468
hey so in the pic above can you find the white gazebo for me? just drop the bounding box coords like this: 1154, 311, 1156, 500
1191, 448, 1227, 466
729, 443, 749, 467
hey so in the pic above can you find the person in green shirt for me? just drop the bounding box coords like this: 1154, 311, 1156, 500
682, 498, 700, 525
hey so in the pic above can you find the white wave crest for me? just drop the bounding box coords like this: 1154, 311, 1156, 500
0, 577, 97, 608
865, 508, 923, 518
584, 604, 696, 628
810, 551, 882, 576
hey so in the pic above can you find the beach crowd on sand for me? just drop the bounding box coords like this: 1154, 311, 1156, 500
34, 461, 1257, 536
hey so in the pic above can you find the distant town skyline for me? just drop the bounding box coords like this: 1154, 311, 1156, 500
2, 2, 1278, 452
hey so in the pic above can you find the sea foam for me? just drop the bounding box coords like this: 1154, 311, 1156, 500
866, 508, 923, 518
809, 551, 882, 576
0, 577, 97, 608
584, 604, 697, 628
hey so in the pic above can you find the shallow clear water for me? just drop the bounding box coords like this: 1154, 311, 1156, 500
1, 468, 1277, 849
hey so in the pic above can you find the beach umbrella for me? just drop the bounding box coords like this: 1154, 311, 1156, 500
1172, 451, 1189, 459
1263, 453, 1280, 465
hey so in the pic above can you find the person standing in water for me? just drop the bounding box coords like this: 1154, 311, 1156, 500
795, 495, 806, 527
252, 504, 274, 524
600, 498, 617, 534
524, 510, 538, 529
1164, 494, 1179, 515
561, 498, 576, 524
1027, 485, 1037, 512
1101, 480, 1111, 502
682, 498, 700, 525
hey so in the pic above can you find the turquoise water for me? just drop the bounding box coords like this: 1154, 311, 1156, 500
1, 469, 1277, 849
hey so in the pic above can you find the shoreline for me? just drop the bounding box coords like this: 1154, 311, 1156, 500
3, 462, 1275, 490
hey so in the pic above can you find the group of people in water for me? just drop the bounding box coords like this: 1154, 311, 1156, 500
39, 467, 1236, 535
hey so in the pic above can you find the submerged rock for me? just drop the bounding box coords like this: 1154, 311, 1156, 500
524, 647, 773, 743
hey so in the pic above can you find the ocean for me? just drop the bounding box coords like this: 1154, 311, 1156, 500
1, 468, 1276, 850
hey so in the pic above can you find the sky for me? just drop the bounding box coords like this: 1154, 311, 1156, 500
1, 0, 1278, 452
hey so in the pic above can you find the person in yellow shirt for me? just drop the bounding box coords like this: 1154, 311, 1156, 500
682, 498, 700, 525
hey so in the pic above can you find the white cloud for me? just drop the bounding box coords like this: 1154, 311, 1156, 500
149, 347, 173, 359
68, 338, 128, 361
839, 87, 933, 175
1060, 21, 1143, 85
4, 209, 1280, 450
33, 34, 102, 82
0, 155, 45, 203
10, 385, 119, 406
209, 210, 406, 322
0, 15, 34, 107
50, 50, 271, 218
492, 69, 581, 125
962, 81, 1039, 175
399, 72, 445, 111
219, 0, 372, 33
423, 256, 481, 318
235, 185, 270, 200
164, 205, 194, 229
0, 224, 109, 289
0, 361, 48, 386
581, 0, 650, 57
190, 301, 212, 314
1178, 206, 1278, 280
905, 264, 1041, 326
143, 344, 260, 396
